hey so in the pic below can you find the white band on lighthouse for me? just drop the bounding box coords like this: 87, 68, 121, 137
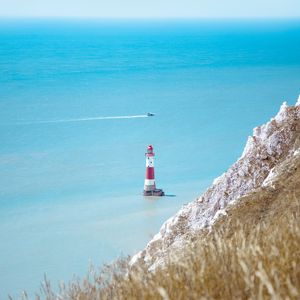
144, 179, 155, 185
146, 157, 154, 167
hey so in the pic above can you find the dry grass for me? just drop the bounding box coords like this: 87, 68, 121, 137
24, 157, 300, 300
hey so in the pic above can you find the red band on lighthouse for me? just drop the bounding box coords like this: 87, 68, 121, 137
145, 167, 154, 180
143, 145, 164, 196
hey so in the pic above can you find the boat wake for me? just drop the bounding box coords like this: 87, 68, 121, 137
17, 114, 150, 125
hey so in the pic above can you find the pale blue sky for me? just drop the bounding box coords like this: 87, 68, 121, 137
0, 0, 300, 18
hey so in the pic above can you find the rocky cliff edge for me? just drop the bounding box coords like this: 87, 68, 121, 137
131, 96, 300, 270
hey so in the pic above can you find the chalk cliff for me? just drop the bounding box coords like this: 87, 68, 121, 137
131, 96, 300, 269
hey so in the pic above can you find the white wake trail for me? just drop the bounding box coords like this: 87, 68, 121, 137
20, 114, 149, 125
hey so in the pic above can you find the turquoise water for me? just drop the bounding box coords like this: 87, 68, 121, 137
0, 19, 300, 298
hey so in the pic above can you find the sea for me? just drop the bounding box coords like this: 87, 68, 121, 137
0, 19, 300, 298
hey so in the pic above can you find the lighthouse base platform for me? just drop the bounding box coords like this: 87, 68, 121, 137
143, 189, 165, 196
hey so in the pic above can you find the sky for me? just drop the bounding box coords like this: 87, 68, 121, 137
0, 0, 300, 18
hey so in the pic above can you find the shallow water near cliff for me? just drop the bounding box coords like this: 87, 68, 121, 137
0, 19, 300, 298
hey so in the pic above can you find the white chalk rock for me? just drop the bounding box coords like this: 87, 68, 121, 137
131, 97, 300, 269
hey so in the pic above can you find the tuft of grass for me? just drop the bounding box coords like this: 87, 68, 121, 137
26, 156, 300, 300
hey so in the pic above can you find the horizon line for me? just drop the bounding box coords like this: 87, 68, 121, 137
1, 16, 300, 21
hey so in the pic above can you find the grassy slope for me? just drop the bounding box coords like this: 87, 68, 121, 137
36, 153, 300, 300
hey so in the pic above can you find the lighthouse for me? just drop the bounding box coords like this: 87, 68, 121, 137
143, 145, 164, 196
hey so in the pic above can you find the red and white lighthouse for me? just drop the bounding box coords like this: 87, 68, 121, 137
143, 145, 164, 196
